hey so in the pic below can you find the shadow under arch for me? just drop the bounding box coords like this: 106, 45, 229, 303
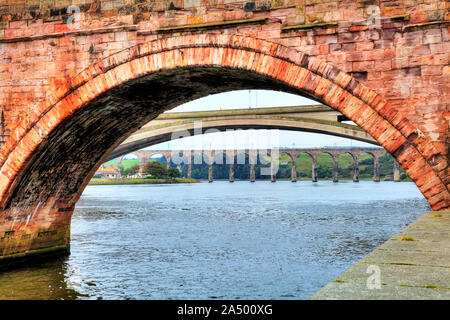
0, 34, 447, 262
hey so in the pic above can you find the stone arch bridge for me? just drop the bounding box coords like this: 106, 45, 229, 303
121, 147, 390, 182
0, 1, 448, 263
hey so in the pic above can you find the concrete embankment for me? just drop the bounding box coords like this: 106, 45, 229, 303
310, 210, 450, 300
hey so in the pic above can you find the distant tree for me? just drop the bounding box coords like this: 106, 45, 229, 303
122, 164, 140, 176
144, 161, 167, 178
167, 167, 182, 178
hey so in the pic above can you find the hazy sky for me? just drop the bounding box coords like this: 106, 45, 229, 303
142, 90, 376, 152
166, 89, 318, 112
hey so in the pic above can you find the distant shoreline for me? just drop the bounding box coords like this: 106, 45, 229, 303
192, 178, 411, 182
89, 177, 410, 185
88, 178, 199, 185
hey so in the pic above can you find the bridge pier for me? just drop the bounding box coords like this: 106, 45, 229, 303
229, 163, 234, 183
373, 157, 380, 182
353, 161, 359, 183
117, 156, 124, 173
291, 161, 297, 183
208, 164, 213, 183
250, 164, 255, 183
332, 157, 338, 183
139, 156, 147, 173
394, 160, 401, 182
187, 163, 192, 179
312, 158, 318, 182
270, 159, 276, 183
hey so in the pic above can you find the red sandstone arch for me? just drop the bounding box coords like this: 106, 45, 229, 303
0, 34, 447, 210
0, 33, 448, 261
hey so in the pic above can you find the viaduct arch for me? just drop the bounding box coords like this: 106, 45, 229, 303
0, 0, 447, 262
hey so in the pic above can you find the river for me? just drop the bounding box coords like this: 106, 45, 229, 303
0, 181, 429, 300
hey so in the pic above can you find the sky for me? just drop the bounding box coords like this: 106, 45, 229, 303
141, 89, 376, 153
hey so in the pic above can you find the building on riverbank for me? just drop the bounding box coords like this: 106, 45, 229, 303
94, 166, 121, 180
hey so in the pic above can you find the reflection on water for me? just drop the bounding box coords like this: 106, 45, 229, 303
0, 181, 429, 300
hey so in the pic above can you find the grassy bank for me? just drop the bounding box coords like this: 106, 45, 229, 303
88, 178, 199, 185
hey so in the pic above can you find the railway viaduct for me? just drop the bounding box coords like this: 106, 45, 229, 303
120, 147, 389, 182
0, 0, 448, 263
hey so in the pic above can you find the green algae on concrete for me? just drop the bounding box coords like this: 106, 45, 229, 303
0, 245, 69, 269
309, 210, 450, 300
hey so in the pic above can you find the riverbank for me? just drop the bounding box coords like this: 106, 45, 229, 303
309, 210, 450, 299
88, 178, 199, 185
198, 178, 410, 182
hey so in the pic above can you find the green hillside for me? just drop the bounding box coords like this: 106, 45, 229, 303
103, 158, 139, 170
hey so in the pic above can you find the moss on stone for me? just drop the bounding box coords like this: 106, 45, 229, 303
390, 14, 409, 21
281, 21, 338, 32
157, 18, 267, 33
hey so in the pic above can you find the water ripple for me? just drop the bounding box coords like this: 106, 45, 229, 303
0, 181, 429, 300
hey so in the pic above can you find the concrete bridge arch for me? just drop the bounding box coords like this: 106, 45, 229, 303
108, 115, 378, 160
0, 33, 448, 262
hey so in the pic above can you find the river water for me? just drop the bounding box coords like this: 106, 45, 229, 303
0, 181, 429, 300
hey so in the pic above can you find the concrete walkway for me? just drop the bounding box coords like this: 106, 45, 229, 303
310, 210, 450, 300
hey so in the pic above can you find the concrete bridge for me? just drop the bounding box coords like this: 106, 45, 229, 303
0, 1, 448, 264
123, 147, 390, 182
107, 105, 378, 159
